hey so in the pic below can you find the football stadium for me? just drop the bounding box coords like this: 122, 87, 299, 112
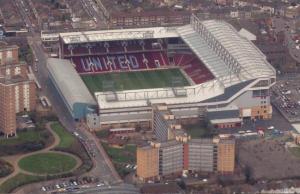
47, 14, 276, 129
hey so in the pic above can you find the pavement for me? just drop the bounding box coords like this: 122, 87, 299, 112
6, 1, 132, 193
10, 19, 122, 193
0, 122, 81, 185
62, 183, 140, 194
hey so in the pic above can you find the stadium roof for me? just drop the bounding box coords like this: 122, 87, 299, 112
47, 58, 96, 117
177, 18, 276, 87
60, 27, 179, 44
201, 20, 275, 80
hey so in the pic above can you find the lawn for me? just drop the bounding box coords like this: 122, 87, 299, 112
102, 143, 136, 164
185, 124, 212, 138
0, 130, 47, 146
81, 68, 190, 93
19, 152, 77, 175
50, 122, 75, 149
0, 173, 45, 193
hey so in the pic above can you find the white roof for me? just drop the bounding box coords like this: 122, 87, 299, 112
238, 28, 257, 41
47, 58, 96, 111
292, 123, 300, 134
201, 20, 275, 80
96, 80, 225, 109
210, 118, 242, 124
207, 105, 239, 112
60, 27, 179, 44
59, 18, 276, 111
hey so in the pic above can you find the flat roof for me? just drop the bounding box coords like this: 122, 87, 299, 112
47, 58, 96, 111
60, 26, 179, 44
210, 118, 242, 124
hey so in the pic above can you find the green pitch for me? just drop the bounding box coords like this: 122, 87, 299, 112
81, 69, 190, 93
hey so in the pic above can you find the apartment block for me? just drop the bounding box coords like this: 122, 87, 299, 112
187, 139, 216, 172
137, 135, 235, 181
0, 45, 19, 65
215, 135, 236, 174
152, 104, 176, 142
152, 104, 190, 142
136, 146, 159, 181
0, 44, 36, 137
157, 140, 184, 176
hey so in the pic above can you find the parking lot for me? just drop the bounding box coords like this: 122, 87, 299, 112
40, 176, 107, 193
272, 75, 300, 123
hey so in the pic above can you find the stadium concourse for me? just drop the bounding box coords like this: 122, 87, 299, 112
48, 14, 276, 130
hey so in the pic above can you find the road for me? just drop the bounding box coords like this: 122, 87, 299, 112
15, 36, 123, 194
80, 0, 107, 28
14, 0, 35, 33
61, 183, 140, 194
272, 17, 300, 63
11, 1, 124, 193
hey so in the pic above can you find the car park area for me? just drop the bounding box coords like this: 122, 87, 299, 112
272, 76, 300, 123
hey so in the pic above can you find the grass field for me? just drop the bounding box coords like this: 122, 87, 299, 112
184, 123, 213, 138
0, 130, 47, 146
0, 173, 45, 193
102, 143, 136, 177
50, 122, 75, 149
19, 153, 77, 174
81, 69, 190, 93
102, 143, 136, 164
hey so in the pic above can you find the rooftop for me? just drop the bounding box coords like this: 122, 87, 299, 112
60, 26, 179, 44
0, 44, 18, 51
0, 75, 30, 85
47, 58, 97, 110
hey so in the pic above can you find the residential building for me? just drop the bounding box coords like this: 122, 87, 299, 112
215, 135, 236, 174
136, 135, 235, 181
0, 44, 36, 137
136, 146, 159, 181
187, 139, 216, 172
0, 45, 19, 65
108, 9, 190, 28
156, 140, 184, 177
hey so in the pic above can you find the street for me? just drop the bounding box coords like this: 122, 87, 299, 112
9, 1, 125, 193
272, 17, 300, 63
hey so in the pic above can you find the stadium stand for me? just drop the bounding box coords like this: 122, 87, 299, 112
64, 37, 216, 85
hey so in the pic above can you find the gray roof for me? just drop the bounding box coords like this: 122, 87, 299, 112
47, 58, 96, 111
206, 109, 240, 120
203, 80, 254, 103
189, 138, 213, 144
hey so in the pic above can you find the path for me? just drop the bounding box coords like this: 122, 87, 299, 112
0, 122, 80, 185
